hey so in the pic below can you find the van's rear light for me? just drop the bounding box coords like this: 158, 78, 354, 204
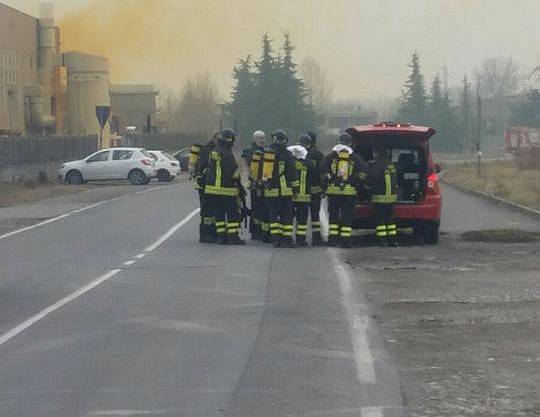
426, 173, 440, 194
140, 158, 152, 166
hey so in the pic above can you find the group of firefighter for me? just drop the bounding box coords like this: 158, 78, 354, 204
190, 128, 398, 248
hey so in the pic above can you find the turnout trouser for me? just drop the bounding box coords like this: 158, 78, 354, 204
199, 190, 215, 241
267, 196, 294, 245
250, 189, 264, 239
374, 203, 397, 244
328, 195, 355, 246
309, 194, 322, 244
294, 202, 309, 244
207, 195, 241, 242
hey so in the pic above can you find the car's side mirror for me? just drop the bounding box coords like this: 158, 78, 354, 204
434, 164, 441, 174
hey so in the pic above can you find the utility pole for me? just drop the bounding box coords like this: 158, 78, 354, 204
476, 80, 482, 177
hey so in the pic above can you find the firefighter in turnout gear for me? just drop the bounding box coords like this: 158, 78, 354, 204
204, 129, 246, 245
288, 144, 317, 247
264, 130, 299, 248
242, 130, 267, 240
302, 132, 324, 245
321, 133, 368, 248
194, 135, 218, 243
367, 145, 398, 247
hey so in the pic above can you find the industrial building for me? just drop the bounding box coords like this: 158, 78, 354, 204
110, 84, 159, 134
0, 2, 110, 147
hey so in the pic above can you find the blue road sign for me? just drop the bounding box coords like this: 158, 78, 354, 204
96, 106, 111, 129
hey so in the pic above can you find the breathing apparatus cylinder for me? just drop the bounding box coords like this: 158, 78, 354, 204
189, 143, 202, 174
250, 152, 262, 181
262, 150, 276, 182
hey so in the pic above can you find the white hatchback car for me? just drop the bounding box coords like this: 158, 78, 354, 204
147, 150, 182, 182
58, 148, 157, 185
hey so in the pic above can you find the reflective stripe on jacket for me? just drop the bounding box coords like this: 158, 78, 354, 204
368, 158, 398, 203
264, 148, 299, 198
205, 146, 240, 197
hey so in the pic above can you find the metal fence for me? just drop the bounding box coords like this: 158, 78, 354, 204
0, 135, 98, 168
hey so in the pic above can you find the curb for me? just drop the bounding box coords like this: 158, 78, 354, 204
441, 177, 540, 220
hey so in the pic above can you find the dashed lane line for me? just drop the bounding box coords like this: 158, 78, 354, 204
0, 269, 121, 348
0, 206, 198, 349
144, 208, 200, 253
0, 184, 177, 242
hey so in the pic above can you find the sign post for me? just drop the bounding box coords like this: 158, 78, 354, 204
95, 105, 111, 149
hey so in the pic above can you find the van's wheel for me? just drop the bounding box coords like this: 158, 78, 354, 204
128, 169, 147, 185
157, 169, 171, 182
66, 170, 83, 185
422, 221, 440, 244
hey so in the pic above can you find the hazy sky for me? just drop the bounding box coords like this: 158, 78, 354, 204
4, 0, 540, 101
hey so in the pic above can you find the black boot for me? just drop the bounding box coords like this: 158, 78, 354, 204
217, 234, 228, 245
312, 232, 322, 246
200, 225, 217, 243
280, 236, 297, 248
340, 238, 352, 249
377, 237, 388, 247
327, 235, 339, 247
227, 235, 246, 245
271, 235, 281, 248
198, 223, 205, 243
388, 235, 398, 247
296, 235, 308, 247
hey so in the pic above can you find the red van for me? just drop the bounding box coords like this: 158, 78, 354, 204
346, 122, 442, 244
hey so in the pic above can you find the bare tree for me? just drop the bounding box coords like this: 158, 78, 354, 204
169, 73, 219, 136
476, 58, 523, 98
300, 57, 333, 109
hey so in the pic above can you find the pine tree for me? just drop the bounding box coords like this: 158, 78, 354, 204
229, 56, 256, 142
429, 74, 458, 151
228, 32, 318, 141
398, 52, 428, 124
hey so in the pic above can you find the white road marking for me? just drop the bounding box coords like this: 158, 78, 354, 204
89, 411, 174, 416
144, 208, 200, 252
0, 203, 198, 348
0, 185, 173, 242
123, 260, 136, 266
330, 248, 377, 384
134, 253, 146, 259
0, 269, 121, 348
361, 407, 384, 417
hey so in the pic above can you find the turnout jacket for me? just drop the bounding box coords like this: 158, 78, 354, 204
367, 156, 398, 204
264, 145, 299, 198
292, 158, 318, 203
194, 140, 215, 191
306, 147, 324, 195
204, 144, 241, 197
320, 149, 369, 196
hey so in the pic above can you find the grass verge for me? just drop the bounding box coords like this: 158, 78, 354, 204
0, 181, 88, 207
443, 161, 540, 210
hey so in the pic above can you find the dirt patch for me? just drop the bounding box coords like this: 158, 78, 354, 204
0, 182, 88, 207
461, 229, 540, 243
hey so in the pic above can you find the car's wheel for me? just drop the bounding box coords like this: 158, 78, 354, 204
157, 169, 171, 182
65, 170, 83, 185
422, 221, 440, 244
128, 169, 147, 185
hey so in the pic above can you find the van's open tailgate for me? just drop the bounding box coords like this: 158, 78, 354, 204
347, 124, 436, 146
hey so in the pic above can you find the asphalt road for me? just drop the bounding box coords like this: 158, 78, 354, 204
0, 180, 538, 416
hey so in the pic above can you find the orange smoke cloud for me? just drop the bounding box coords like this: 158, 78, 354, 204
59, 0, 363, 98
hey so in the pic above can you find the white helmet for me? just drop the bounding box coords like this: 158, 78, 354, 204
252, 130, 266, 147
